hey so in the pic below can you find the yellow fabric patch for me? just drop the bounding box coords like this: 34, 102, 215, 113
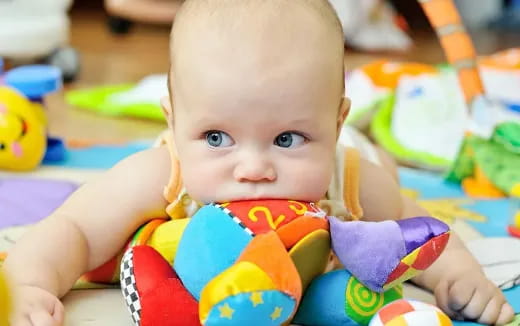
438, 311, 453, 326
199, 261, 277, 323
147, 218, 190, 263
386, 315, 408, 326
401, 247, 420, 266
383, 267, 419, 291
289, 229, 331, 292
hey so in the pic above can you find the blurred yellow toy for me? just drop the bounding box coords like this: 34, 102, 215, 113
0, 269, 10, 326
0, 86, 47, 171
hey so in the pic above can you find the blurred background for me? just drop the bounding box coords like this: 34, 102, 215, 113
1, 0, 518, 142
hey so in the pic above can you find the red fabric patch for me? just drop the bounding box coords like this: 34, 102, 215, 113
225, 200, 314, 234
141, 278, 200, 326
385, 262, 409, 284
133, 246, 177, 295
412, 232, 450, 270
379, 299, 415, 324
131, 246, 200, 326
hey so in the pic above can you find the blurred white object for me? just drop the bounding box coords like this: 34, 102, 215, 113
392, 71, 467, 162
345, 69, 389, 128
0, 0, 79, 81
467, 238, 520, 290
109, 74, 168, 105
328, 0, 412, 52
0, 0, 72, 59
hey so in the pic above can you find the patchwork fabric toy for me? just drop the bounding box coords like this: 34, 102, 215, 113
119, 200, 450, 326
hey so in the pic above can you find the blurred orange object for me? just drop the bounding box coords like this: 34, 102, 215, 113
461, 167, 506, 199
105, 0, 182, 31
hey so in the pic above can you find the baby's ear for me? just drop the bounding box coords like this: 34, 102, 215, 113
161, 96, 174, 129
337, 97, 351, 136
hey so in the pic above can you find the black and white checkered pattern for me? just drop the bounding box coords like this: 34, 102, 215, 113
213, 203, 255, 236
120, 248, 142, 325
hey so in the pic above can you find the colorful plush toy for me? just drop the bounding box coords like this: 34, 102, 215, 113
119, 200, 451, 326
0, 86, 47, 171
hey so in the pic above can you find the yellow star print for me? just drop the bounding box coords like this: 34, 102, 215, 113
219, 303, 234, 320
250, 292, 264, 307
271, 307, 283, 321
401, 188, 486, 225
418, 199, 486, 225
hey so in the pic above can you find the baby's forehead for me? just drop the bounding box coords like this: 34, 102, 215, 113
168, 0, 345, 103
169, 0, 343, 59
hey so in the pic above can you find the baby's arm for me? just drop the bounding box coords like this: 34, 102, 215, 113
3, 147, 171, 326
358, 159, 514, 325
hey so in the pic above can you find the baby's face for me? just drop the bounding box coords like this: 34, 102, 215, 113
169, 4, 345, 203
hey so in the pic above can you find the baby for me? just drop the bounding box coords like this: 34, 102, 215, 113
3, 0, 514, 325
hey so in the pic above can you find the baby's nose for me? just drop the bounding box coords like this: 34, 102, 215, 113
233, 156, 276, 183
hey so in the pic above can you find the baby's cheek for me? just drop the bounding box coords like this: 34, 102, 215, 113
286, 160, 332, 200
181, 160, 226, 202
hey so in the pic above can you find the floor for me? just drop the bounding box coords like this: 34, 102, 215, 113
41, 7, 520, 143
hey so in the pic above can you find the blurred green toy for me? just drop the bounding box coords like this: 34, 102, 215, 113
66, 74, 167, 121
446, 122, 520, 198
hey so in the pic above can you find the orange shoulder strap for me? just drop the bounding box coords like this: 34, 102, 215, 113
159, 131, 186, 219
343, 147, 364, 220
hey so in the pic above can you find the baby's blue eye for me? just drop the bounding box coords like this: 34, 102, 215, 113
206, 131, 234, 147
274, 132, 305, 148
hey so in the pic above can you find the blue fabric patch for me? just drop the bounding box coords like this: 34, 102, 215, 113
294, 270, 358, 326
205, 290, 295, 326
174, 205, 253, 300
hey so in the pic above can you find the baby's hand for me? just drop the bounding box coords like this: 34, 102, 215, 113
434, 270, 514, 325
10, 285, 64, 326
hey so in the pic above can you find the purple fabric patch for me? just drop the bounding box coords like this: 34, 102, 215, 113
396, 217, 449, 254
328, 217, 405, 292
0, 178, 77, 228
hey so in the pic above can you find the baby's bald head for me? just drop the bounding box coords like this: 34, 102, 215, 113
167, 0, 345, 109
165, 0, 349, 204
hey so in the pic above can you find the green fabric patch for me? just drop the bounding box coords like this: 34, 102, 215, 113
289, 230, 331, 293
344, 276, 403, 325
